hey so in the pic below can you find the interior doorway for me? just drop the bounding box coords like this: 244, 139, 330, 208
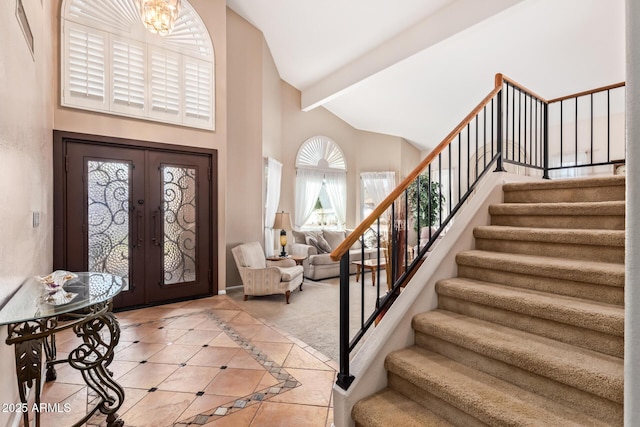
54, 131, 217, 309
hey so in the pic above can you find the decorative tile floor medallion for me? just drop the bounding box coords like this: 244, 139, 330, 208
78, 300, 316, 427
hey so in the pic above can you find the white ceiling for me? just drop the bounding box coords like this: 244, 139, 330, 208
226, 0, 625, 151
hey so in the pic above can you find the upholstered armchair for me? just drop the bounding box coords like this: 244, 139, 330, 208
231, 241, 304, 304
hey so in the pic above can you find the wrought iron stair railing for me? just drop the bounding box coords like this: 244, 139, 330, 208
332, 73, 625, 390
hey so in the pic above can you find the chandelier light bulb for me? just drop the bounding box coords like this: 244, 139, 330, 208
135, 0, 181, 36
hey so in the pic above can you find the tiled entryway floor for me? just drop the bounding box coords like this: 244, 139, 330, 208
36, 295, 337, 427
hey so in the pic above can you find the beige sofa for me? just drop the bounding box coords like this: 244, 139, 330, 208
289, 229, 380, 281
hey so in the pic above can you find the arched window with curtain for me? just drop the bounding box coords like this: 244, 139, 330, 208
295, 136, 347, 230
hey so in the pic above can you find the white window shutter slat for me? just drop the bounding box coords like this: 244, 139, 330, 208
111, 38, 145, 114
149, 48, 181, 122
183, 57, 213, 128
63, 23, 107, 110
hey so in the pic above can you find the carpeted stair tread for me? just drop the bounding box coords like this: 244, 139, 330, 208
436, 277, 623, 336
412, 309, 623, 403
386, 346, 612, 427
352, 387, 454, 427
474, 225, 625, 247
489, 200, 625, 216
503, 175, 625, 192
456, 250, 624, 288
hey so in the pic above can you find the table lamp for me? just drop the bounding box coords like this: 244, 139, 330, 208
273, 211, 292, 257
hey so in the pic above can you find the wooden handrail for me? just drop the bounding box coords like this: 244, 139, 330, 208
501, 75, 548, 102
330, 73, 626, 262
330, 74, 505, 261
547, 82, 625, 103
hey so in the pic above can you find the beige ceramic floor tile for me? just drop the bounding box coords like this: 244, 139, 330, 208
187, 347, 240, 367
283, 346, 334, 371
249, 342, 293, 366
251, 401, 329, 427
37, 386, 87, 427
157, 365, 220, 393
227, 311, 263, 325
40, 382, 84, 405
209, 309, 242, 322
255, 371, 280, 391
117, 362, 178, 389
120, 390, 195, 427
208, 333, 241, 348
225, 323, 265, 340
147, 344, 202, 364
175, 329, 223, 346
225, 349, 267, 370
250, 326, 293, 343
135, 327, 189, 344
191, 317, 224, 331
113, 342, 166, 362
269, 368, 335, 407
107, 360, 141, 380
203, 368, 268, 397
165, 314, 210, 329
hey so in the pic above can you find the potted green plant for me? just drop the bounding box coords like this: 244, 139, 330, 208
406, 173, 445, 233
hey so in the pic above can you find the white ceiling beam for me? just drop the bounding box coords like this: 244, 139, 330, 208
301, 0, 524, 112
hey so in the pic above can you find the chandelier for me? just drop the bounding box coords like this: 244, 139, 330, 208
135, 0, 182, 36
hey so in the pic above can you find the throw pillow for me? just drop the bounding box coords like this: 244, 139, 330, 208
322, 230, 346, 250
292, 230, 307, 244
305, 234, 332, 254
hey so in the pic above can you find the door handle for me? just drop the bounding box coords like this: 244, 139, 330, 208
135, 210, 143, 247
151, 210, 161, 246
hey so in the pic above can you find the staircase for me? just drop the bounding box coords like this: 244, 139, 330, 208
352, 175, 625, 427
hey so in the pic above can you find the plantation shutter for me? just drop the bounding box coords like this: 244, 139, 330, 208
111, 38, 145, 115
183, 57, 213, 128
63, 22, 107, 110
150, 48, 181, 122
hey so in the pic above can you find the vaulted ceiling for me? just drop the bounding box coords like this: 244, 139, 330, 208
226, 0, 625, 151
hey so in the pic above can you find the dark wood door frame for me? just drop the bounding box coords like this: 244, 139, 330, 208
53, 130, 218, 306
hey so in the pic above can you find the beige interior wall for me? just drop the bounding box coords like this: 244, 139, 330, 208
226, 9, 265, 287
280, 82, 363, 230
0, 0, 55, 422
51, 0, 229, 289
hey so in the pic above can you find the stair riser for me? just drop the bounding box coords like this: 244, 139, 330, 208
491, 215, 624, 230
387, 374, 489, 427
457, 265, 624, 305
503, 186, 625, 204
413, 333, 623, 425
438, 296, 623, 357
474, 238, 624, 263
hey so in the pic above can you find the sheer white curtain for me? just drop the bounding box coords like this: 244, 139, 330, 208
264, 158, 282, 257
295, 168, 324, 229
324, 171, 347, 229
361, 171, 396, 206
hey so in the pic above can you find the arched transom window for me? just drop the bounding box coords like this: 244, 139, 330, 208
61, 0, 215, 130
295, 136, 347, 230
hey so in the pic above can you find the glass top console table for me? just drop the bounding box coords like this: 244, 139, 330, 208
0, 272, 126, 427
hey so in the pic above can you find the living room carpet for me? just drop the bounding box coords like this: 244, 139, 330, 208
226, 274, 388, 362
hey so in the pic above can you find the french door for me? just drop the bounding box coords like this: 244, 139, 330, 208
55, 133, 216, 309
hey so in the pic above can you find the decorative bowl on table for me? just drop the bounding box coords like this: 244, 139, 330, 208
36, 270, 78, 305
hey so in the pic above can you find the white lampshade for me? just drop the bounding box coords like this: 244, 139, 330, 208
273, 212, 292, 231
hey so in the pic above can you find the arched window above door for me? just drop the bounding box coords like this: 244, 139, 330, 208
60, 0, 215, 130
